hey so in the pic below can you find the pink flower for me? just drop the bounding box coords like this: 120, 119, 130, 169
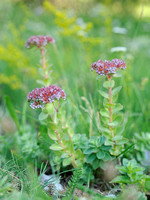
91, 59, 126, 76
27, 85, 66, 109
25, 35, 55, 49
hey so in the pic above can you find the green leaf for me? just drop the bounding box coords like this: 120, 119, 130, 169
91, 148, 99, 153
101, 145, 112, 151
5, 96, 20, 131
48, 130, 58, 141
99, 160, 105, 169
105, 139, 114, 146
99, 136, 106, 145
130, 167, 145, 174
101, 116, 109, 125
39, 112, 48, 121
111, 175, 131, 184
117, 166, 127, 173
99, 90, 109, 99
112, 86, 122, 96
100, 109, 109, 118
112, 103, 123, 114
75, 149, 85, 160
113, 72, 122, 78
103, 98, 109, 108
103, 152, 112, 161
101, 127, 111, 134
108, 121, 119, 127
96, 151, 105, 159
63, 140, 74, 153
93, 159, 100, 170
36, 80, 47, 86
50, 143, 64, 151
45, 103, 55, 114
103, 80, 115, 88
112, 94, 119, 102
122, 158, 129, 166
145, 179, 150, 191
86, 154, 96, 163
63, 157, 72, 167
84, 148, 93, 154
112, 135, 123, 141
117, 138, 128, 145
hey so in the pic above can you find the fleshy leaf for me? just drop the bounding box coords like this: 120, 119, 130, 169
36, 80, 47, 87
101, 145, 112, 151
50, 143, 64, 151
100, 109, 109, 118
48, 130, 58, 141
86, 154, 96, 163
99, 90, 109, 99
96, 151, 105, 159
84, 148, 93, 154
103, 80, 115, 88
108, 121, 119, 127
117, 138, 128, 145
112, 103, 123, 114
101, 127, 111, 134
75, 149, 85, 160
112, 135, 123, 141
99, 136, 106, 145
112, 86, 122, 96
93, 159, 100, 170
111, 175, 131, 184
103, 152, 112, 161
63, 157, 72, 167
39, 112, 48, 121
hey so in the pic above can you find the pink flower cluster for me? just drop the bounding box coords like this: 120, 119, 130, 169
91, 59, 126, 76
27, 85, 66, 109
25, 35, 55, 49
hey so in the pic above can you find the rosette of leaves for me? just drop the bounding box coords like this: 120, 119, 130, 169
84, 136, 112, 170
99, 78, 128, 155
72, 133, 88, 150
111, 159, 150, 193
132, 132, 150, 163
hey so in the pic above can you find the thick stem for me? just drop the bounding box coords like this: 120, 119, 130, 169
41, 49, 48, 79
47, 108, 78, 168
107, 75, 114, 138
55, 131, 78, 168
107, 76, 118, 161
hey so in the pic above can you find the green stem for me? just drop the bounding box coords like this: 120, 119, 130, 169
55, 130, 78, 168
107, 75, 114, 138
47, 113, 78, 168
107, 75, 119, 159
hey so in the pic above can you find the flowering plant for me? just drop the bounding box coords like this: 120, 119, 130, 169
91, 59, 128, 156
25, 35, 55, 49
27, 85, 66, 109
26, 35, 84, 169
25, 35, 55, 83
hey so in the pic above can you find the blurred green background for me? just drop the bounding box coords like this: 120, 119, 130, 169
0, 0, 150, 141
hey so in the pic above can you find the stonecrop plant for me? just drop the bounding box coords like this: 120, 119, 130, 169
26, 35, 84, 169
27, 85, 66, 109
25, 35, 55, 83
24, 34, 150, 199
91, 59, 128, 156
